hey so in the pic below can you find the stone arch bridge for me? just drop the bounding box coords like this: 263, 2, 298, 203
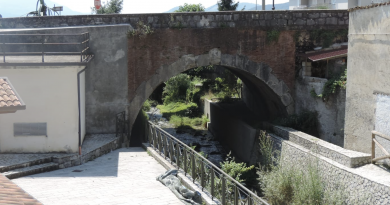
0, 10, 349, 138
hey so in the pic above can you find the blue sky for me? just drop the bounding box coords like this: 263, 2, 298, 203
49, 0, 289, 14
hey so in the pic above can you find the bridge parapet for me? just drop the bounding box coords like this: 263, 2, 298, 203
0, 10, 348, 30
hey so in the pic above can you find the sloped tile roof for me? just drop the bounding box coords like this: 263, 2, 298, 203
0, 77, 25, 113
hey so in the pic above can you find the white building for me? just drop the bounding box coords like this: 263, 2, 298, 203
289, 0, 376, 9
0, 66, 86, 153
0, 32, 92, 153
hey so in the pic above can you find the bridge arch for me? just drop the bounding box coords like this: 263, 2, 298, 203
128, 48, 294, 130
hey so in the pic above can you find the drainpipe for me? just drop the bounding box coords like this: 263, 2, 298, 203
77, 66, 87, 155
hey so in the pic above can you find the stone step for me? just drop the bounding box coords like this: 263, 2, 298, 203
3, 162, 59, 179
0, 157, 52, 173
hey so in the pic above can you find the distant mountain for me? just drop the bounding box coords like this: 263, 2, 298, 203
1, 0, 85, 18
165, 2, 289, 13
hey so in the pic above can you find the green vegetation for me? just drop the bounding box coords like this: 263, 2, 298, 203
309, 29, 348, 48
169, 114, 208, 129
162, 74, 192, 104
127, 21, 154, 38
311, 66, 347, 101
157, 102, 198, 118
91, 0, 123, 14
273, 110, 318, 136
266, 30, 281, 44
217, 0, 239, 11
257, 132, 350, 205
317, 5, 329, 9
220, 152, 255, 184
175, 3, 205, 12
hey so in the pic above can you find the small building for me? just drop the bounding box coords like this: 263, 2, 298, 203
0, 32, 92, 153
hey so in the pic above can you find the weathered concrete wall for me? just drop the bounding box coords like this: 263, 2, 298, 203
0, 25, 130, 134
0, 10, 348, 30
345, 5, 390, 153
295, 77, 346, 146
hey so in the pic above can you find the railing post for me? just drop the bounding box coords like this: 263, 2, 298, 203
221, 176, 226, 205
191, 154, 196, 181
201, 161, 205, 189
163, 134, 167, 159
42, 35, 45, 63
372, 132, 375, 163
169, 139, 173, 163
210, 170, 215, 199
176, 143, 180, 168
158, 130, 163, 155
183, 149, 188, 175
234, 185, 238, 205
2, 36, 5, 63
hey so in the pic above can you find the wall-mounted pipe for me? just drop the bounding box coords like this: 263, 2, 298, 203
77, 66, 87, 156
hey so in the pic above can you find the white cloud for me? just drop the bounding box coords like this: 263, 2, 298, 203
49, 0, 289, 14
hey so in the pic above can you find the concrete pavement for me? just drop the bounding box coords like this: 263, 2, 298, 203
11, 147, 184, 205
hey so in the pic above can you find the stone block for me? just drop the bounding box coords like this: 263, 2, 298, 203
316, 18, 325, 25
309, 13, 319, 18
234, 14, 240, 21
295, 19, 306, 25
307, 19, 315, 26
278, 19, 287, 26
223, 15, 232, 21
326, 17, 338, 25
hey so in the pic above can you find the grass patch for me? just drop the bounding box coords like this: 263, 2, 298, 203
169, 115, 209, 130
157, 102, 198, 118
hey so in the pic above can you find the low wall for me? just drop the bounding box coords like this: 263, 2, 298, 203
0, 10, 348, 30
270, 132, 390, 204
209, 103, 258, 164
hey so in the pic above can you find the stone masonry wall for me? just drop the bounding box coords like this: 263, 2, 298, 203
0, 10, 348, 30
272, 134, 390, 204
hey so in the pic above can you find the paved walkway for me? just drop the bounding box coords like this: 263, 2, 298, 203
0, 174, 42, 205
11, 147, 184, 205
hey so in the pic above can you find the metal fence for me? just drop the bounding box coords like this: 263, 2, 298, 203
371, 130, 390, 163
0, 33, 92, 64
147, 121, 269, 205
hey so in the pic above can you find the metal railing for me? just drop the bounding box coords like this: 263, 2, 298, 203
116, 111, 128, 144
147, 121, 269, 205
0, 33, 92, 64
372, 130, 390, 163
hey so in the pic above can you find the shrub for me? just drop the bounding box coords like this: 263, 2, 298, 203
162, 74, 191, 104
220, 152, 255, 184
142, 99, 151, 112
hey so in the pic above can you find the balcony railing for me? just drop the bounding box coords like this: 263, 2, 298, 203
0, 33, 93, 65
147, 121, 269, 205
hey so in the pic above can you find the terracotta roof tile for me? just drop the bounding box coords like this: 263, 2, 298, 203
0, 77, 25, 110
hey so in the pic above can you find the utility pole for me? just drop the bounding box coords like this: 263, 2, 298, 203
272, 0, 275, 10
262, 0, 265, 10
256, 0, 257, 10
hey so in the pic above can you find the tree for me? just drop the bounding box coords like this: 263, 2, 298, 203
175, 3, 205, 12
91, 0, 123, 14
217, 0, 239, 11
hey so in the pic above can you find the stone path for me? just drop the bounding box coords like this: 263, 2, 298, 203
12, 147, 184, 205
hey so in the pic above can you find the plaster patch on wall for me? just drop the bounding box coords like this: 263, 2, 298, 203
375, 94, 390, 135
104, 49, 125, 63
374, 94, 390, 164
